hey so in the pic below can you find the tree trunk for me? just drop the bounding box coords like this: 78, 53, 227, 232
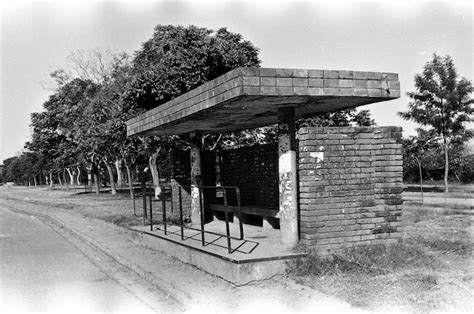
104, 161, 117, 195
443, 138, 449, 193
90, 162, 100, 194
76, 167, 81, 185
57, 172, 63, 186
115, 159, 123, 187
49, 172, 54, 188
66, 168, 75, 186
125, 161, 134, 200
416, 158, 423, 203
93, 173, 100, 194
33, 176, 37, 187
149, 148, 162, 199
87, 166, 92, 187
62, 169, 66, 186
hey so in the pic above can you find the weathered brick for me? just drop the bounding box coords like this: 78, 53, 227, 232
324, 79, 339, 88
308, 78, 324, 87
339, 79, 354, 88
298, 126, 403, 252
354, 71, 368, 79
368, 89, 382, 97
293, 69, 308, 77
276, 86, 293, 96
260, 86, 277, 95
275, 68, 293, 77
293, 87, 310, 95
276, 77, 292, 86
259, 68, 276, 77
354, 89, 368, 96
261, 77, 276, 86
308, 88, 324, 96
293, 78, 309, 86
323, 70, 339, 78
308, 69, 324, 78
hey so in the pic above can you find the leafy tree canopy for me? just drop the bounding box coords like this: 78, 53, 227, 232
399, 53, 473, 191
127, 25, 261, 110
399, 53, 473, 143
298, 109, 375, 128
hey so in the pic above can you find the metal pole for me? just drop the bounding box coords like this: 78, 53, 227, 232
141, 180, 146, 226
179, 186, 184, 240
149, 184, 153, 231
199, 187, 205, 246
235, 186, 244, 240
162, 187, 167, 235
223, 188, 231, 254
170, 186, 174, 214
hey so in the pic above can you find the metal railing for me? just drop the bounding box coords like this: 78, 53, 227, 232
143, 183, 244, 254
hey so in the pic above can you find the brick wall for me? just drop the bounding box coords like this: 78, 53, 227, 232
221, 143, 278, 209
298, 126, 403, 255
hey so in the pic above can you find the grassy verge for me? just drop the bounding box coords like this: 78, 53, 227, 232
287, 203, 473, 312
3, 187, 471, 312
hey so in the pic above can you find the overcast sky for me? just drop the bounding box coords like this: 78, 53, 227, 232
0, 1, 472, 161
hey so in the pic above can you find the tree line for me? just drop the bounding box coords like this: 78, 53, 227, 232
0, 24, 374, 196
1, 24, 471, 194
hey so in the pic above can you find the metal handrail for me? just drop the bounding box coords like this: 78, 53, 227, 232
151, 183, 243, 254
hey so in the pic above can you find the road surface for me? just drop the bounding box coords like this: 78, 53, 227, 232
0, 205, 179, 312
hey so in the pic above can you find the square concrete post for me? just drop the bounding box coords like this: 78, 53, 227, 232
190, 132, 202, 226
278, 107, 299, 247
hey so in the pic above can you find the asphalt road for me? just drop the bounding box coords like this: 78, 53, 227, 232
0, 205, 174, 313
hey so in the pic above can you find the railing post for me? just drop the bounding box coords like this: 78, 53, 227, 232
179, 186, 184, 240
170, 186, 174, 214
149, 184, 153, 231
142, 181, 146, 226
154, 185, 244, 255
162, 186, 167, 235
235, 187, 244, 240
222, 188, 231, 254
199, 186, 205, 246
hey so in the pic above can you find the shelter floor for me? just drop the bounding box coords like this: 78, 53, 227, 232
131, 220, 305, 263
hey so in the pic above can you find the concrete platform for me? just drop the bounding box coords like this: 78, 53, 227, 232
130, 221, 306, 285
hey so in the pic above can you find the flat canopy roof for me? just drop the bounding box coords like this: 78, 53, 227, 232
127, 67, 400, 137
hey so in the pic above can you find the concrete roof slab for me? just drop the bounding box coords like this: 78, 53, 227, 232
127, 67, 400, 137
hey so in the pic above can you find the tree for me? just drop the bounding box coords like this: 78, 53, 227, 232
43, 50, 131, 194
126, 25, 260, 111
30, 78, 99, 189
125, 25, 261, 195
297, 108, 375, 128
399, 54, 473, 192
402, 128, 437, 201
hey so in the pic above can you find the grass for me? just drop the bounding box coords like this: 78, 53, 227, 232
288, 243, 435, 277
287, 195, 473, 312
3, 186, 472, 312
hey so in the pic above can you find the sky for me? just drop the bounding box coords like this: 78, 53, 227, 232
0, 1, 472, 162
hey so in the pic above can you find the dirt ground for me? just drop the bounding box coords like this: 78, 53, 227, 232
1, 185, 472, 313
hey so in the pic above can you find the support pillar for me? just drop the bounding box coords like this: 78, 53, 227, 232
278, 107, 299, 247
190, 132, 202, 226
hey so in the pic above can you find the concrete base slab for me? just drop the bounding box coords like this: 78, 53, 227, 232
130, 221, 305, 285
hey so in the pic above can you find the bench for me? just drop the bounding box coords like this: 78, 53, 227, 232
209, 204, 279, 229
